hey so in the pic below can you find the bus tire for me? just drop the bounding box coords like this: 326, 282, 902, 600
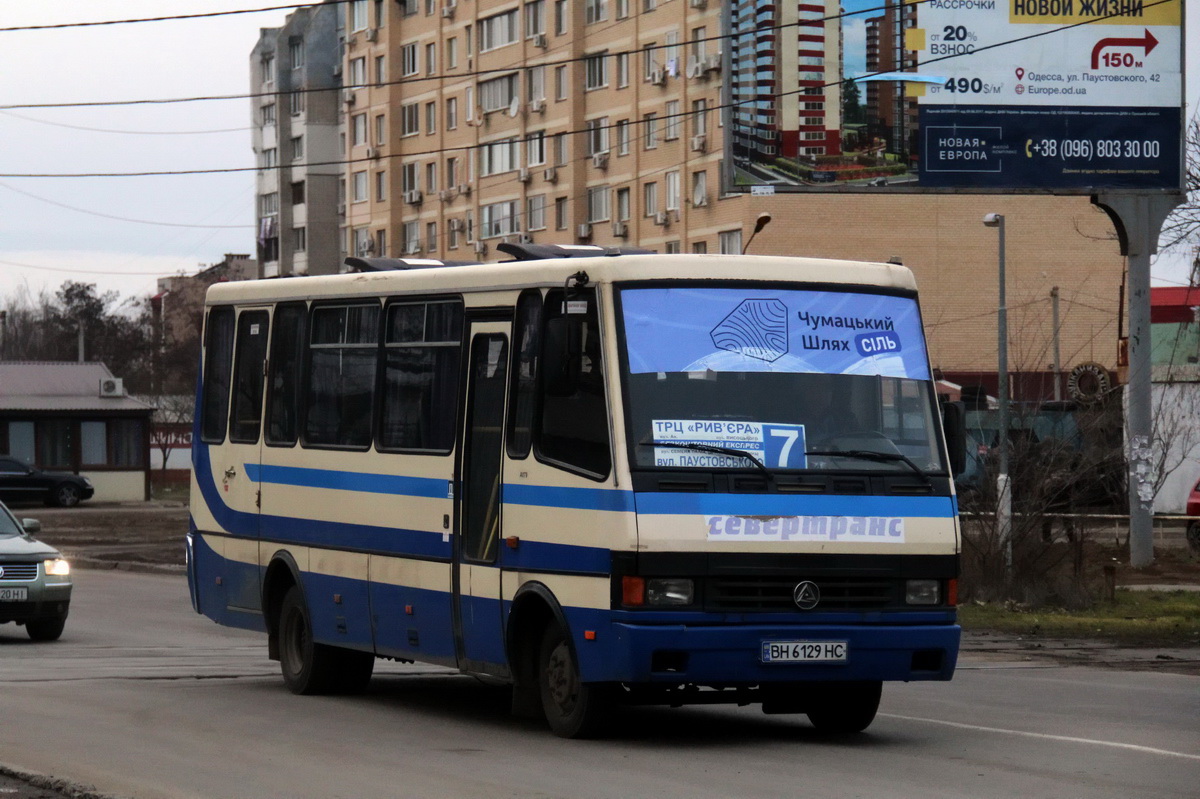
538, 625, 610, 738
278, 585, 339, 695
805, 681, 882, 734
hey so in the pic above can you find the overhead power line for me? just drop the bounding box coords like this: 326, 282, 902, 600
0, 1, 350, 33
0, 181, 254, 228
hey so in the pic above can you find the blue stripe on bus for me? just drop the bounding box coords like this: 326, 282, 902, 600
633, 493, 957, 518
501, 483, 635, 512
244, 463, 450, 499
500, 539, 612, 574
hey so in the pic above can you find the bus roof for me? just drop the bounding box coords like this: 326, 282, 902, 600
204, 253, 918, 306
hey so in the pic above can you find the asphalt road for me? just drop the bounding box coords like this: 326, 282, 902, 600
1, 571, 1198, 799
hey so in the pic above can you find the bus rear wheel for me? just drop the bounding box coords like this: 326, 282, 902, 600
278, 585, 374, 695
538, 625, 610, 738
805, 680, 882, 733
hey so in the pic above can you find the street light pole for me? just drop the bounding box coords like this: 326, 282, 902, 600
983, 213, 1012, 580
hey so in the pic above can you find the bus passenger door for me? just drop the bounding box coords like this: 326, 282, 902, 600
220, 308, 270, 614
453, 321, 510, 675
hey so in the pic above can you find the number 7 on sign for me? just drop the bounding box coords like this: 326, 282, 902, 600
764, 424, 806, 469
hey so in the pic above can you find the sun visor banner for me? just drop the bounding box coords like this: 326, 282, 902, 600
621, 288, 931, 380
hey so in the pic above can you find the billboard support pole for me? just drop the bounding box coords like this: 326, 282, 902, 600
1092, 192, 1184, 568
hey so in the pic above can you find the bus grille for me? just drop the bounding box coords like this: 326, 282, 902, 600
705, 576, 895, 611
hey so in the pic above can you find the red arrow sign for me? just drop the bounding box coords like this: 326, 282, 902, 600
1091, 28, 1159, 69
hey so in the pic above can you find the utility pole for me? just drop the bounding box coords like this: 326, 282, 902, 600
1051, 287, 1062, 402
983, 213, 1011, 579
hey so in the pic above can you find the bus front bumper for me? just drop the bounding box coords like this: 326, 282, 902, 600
585, 620, 960, 684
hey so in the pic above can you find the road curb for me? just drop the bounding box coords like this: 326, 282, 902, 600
0, 763, 126, 799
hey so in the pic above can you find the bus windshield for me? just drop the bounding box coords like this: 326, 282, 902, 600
618, 285, 947, 475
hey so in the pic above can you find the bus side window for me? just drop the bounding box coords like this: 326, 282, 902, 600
200, 307, 236, 444
266, 302, 307, 446
229, 311, 270, 444
380, 299, 463, 452
506, 289, 543, 459
536, 289, 611, 479
304, 303, 380, 449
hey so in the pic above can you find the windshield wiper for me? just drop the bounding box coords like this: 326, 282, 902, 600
804, 449, 932, 485
641, 440, 771, 478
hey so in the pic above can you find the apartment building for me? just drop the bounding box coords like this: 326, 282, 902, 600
251, 2, 344, 278
864, 1, 918, 159
331, 0, 1124, 398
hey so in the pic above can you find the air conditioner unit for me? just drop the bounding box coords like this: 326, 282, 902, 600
343, 90, 356, 105
403, 189, 423, 204
543, 166, 558, 183
690, 134, 708, 153
591, 151, 609, 169
692, 193, 709, 208
518, 167, 531, 183
649, 69, 666, 86
612, 222, 628, 238
439, 189, 455, 202
405, 241, 422, 255
655, 211, 669, 226
357, 240, 375, 256
704, 53, 723, 73
533, 33, 548, 48
336, 202, 347, 215
99, 378, 124, 398
577, 223, 592, 239
442, 3, 456, 19
457, 183, 471, 195
529, 98, 546, 113
474, 240, 488, 255
332, 63, 343, 77
366, 146, 379, 159
689, 0, 707, 8
449, 218, 464, 232
365, 28, 378, 42
519, 233, 534, 244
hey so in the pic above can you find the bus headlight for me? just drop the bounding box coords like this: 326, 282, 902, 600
905, 579, 940, 605
43, 558, 71, 577
646, 578, 694, 606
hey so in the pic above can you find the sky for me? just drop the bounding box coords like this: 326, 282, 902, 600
0, 0, 1197, 307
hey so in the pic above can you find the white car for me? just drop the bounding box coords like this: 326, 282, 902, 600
0, 499, 72, 640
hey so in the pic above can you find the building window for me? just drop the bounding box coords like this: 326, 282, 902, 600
479, 73, 519, 112
426, 221, 438, 251
260, 148, 278, 170
374, 55, 386, 86
691, 99, 708, 136
290, 135, 304, 161
616, 52, 629, 88
527, 65, 546, 101
261, 54, 275, 84
719, 229, 743, 254
446, 157, 459, 187
402, 162, 418, 193
692, 240, 707, 254
375, 113, 386, 145
527, 131, 546, 166
584, 0, 607, 24
554, 0, 567, 34
616, 187, 630, 221
616, 120, 630, 155
554, 133, 568, 165
586, 186, 610, 222
665, 101, 680, 141
425, 42, 437, 74
376, 170, 387, 202
481, 201, 519, 237
665, 170, 680, 211
425, 102, 437, 133
352, 113, 367, 145
555, 196, 568, 229
376, 229, 387, 257
446, 97, 458, 129
401, 103, 420, 135
643, 182, 657, 216
261, 103, 276, 125
291, 180, 305, 205
479, 138, 519, 176
289, 92, 305, 115
446, 37, 458, 69
665, 241, 680, 254
691, 169, 707, 206
289, 39, 305, 69
616, 0, 629, 18
643, 113, 658, 149
401, 43, 418, 76
294, 226, 307, 252
586, 117, 609, 155
554, 65, 567, 100
527, 194, 546, 230
350, 0, 369, 30
525, 0, 545, 36
479, 9, 518, 51
350, 57, 366, 86
584, 53, 608, 90
352, 171, 368, 202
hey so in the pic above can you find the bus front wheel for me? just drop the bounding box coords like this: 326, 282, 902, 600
538, 625, 610, 738
805, 680, 882, 733
278, 585, 374, 695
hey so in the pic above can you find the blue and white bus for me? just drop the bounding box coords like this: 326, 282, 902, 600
188, 244, 962, 737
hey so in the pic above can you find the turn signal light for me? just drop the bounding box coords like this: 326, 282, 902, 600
947, 578, 958, 607
622, 576, 645, 606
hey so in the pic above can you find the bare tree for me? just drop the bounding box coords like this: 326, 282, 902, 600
1159, 117, 1200, 278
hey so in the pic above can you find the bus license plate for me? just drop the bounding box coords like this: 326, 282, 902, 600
0, 587, 29, 601
762, 641, 847, 663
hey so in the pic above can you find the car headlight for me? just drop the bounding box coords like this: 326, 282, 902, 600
905, 579, 940, 605
646, 578, 694, 606
43, 558, 70, 577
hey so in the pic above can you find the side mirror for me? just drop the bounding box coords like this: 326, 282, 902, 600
542, 316, 582, 396
941, 400, 967, 476
22, 518, 41, 534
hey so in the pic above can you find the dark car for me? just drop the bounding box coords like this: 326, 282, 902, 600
0, 457, 94, 507
0, 499, 72, 640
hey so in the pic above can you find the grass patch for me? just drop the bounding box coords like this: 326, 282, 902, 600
958, 589, 1200, 644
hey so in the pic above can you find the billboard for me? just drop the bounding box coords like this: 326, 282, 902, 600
724, 0, 1183, 193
